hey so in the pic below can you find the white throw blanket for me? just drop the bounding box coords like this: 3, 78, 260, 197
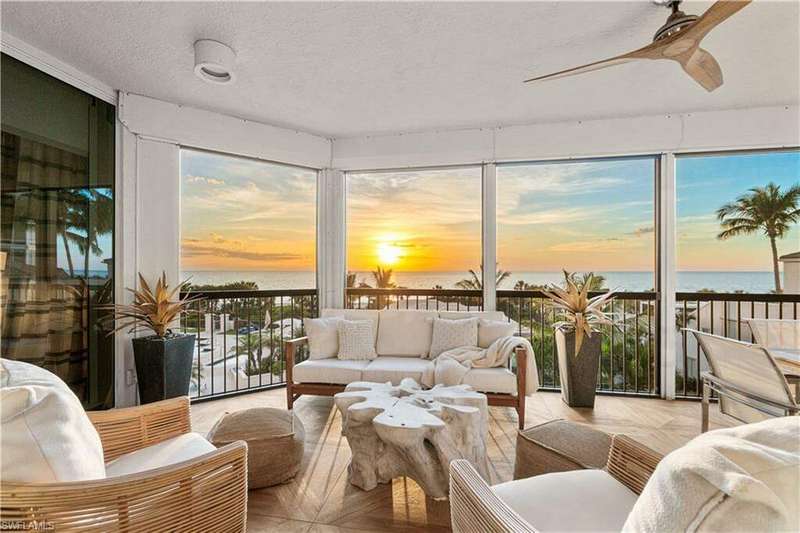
428, 336, 539, 395
622, 417, 800, 532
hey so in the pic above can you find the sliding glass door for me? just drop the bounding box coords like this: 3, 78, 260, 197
1, 54, 116, 409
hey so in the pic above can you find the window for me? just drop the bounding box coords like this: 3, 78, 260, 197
676, 150, 800, 293
179, 149, 317, 290
1, 53, 116, 409
346, 167, 482, 289
497, 157, 658, 291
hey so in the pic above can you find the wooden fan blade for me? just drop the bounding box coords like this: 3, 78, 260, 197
524, 41, 664, 83
686, 0, 752, 42
680, 47, 723, 91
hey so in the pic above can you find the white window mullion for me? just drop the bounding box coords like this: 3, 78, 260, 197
659, 153, 677, 399
482, 162, 497, 311
317, 168, 346, 309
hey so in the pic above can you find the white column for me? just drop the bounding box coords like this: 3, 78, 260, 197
659, 153, 677, 399
482, 163, 497, 311
317, 169, 346, 309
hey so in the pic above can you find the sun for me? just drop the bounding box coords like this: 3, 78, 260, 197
377, 242, 402, 265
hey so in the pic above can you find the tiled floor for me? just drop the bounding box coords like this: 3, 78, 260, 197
191, 389, 734, 532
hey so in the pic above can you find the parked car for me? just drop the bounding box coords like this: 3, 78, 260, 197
237, 325, 259, 335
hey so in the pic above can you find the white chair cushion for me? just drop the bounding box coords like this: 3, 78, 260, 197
492, 469, 637, 532
461, 367, 517, 394
105, 433, 215, 477
321, 309, 379, 341
293, 358, 370, 384
376, 310, 439, 357
623, 416, 800, 533
304, 317, 342, 360
362, 357, 434, 386
0, 358, 106, 482
429, 317, 478, 359
439, 311, 506, 321
337, 320, 378, 360
478, 319, 516, 349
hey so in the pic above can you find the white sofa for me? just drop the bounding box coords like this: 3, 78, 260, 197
285, 309, 529, 428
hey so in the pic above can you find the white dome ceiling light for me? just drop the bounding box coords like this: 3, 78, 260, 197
194, 39, 236, 84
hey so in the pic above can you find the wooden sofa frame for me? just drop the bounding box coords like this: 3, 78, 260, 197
0, 397, 248, 533
285, 336, 528, 429
449, 434, 663, 532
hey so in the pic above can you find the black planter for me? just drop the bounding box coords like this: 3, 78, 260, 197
132, 334, 195, 404
555, 328, 601, 408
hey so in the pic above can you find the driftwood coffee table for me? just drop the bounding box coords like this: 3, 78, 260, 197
334, 378, 489, 499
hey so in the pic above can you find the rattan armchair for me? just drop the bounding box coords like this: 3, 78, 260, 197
1, 397, 248, 532
449, 434, 662, 533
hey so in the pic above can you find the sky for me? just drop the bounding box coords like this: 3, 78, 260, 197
180, 149, 316, 272
179, 148, 799, 274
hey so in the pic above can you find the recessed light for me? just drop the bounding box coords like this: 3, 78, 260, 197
194, 40, 236, 85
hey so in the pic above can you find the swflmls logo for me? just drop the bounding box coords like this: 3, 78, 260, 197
0, 520, 54, 531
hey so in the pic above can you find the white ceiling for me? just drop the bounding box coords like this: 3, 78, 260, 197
2, 1, 798, 138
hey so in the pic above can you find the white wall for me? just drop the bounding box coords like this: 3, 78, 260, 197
332, 105, 799, 169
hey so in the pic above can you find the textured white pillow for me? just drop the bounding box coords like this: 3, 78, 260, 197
337, 320, 378, 360
0, 358, 106, 482
304, 317, 342, 360
478, 319, 516, 348
429, 317, 479, 358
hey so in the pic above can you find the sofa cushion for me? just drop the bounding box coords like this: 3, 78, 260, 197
461, 367, 517, 394
293, 358, 370, 384
105, 433, 215, 477
429, 317, 478, 358
478, 319, 516, 348
439, 311, 506, 322
376, 310, 439, 357
0, 358, 106, 482
337, 320, 378, 360
362, 357, 434, 386
492, 469, 637, 532
322, 309, 379, 342
304, 317, 342, 360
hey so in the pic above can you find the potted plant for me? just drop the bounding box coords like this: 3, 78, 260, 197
541, 272, 615, 408
102, 272, 200, 404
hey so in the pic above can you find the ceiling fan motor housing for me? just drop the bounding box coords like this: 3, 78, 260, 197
653, 1, 699, 42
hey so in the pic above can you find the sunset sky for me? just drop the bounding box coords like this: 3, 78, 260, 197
180, 149, 799, 274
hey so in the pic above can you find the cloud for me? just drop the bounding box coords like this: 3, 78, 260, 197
185, 175, 225, 185
181, 242, 301, 262
628, 225, 654, 237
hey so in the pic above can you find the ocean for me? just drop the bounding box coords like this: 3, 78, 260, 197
182, 270, 783, 293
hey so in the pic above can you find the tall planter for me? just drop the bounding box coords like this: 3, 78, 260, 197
555, 328, 601, 408
132, 334, 195, 404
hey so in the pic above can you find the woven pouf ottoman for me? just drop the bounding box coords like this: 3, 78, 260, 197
513, 419, 612, 480
208, 407, 305, 489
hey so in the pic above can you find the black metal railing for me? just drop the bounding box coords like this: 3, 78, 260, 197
498, 290, 659, 396
345, 288, 483, 311
675, 292, 800, 398
179, 289, 317, 401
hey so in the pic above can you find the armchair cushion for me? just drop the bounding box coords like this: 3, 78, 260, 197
462, 367, 517, 394
492, 469, 637, 532
0, 358, 105, 483
105, 432, 216, 477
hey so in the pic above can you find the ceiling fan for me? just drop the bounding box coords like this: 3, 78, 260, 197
524, 0, 751, 92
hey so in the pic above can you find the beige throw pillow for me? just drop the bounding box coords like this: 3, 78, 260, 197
429, 317, 479, 358
337, 320, 378, 360
304, 317, 342, 359
0, 358, 106, 482
478, 319, 516, 348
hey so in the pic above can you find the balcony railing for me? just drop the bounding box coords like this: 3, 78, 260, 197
179, 289, 317, 401
345, 287, 483, 311
674, 292, 800, 398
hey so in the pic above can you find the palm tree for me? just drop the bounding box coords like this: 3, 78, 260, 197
230, 334, 269, 376
56, 188, 114, 277
716, 182, 800, 293
346, 272, 358, 288
566, 271, 607, 292
455, 264, 511, 290
371, 266, 397, 288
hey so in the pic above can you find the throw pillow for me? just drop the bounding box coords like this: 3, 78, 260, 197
429, 317, 479, 359
478, 319, 516, 348
304, 317, 342, 359
0, 358, 106, 482
337, 320, 378, 360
